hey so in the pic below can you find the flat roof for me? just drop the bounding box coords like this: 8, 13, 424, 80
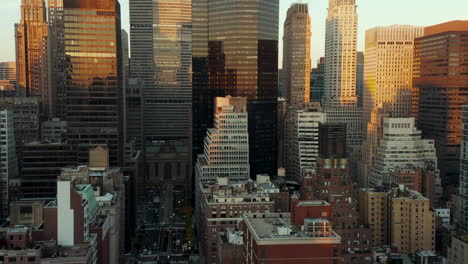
244, 213, 340, 245
297, 200, 330, 207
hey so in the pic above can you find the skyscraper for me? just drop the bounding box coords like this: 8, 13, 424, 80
413, 21, 468, 186
130, 0, 192, 142
15, 0, 51, 117
0, 110, 18, 219
192, 0, 279, 177
364, 25, 424, 126
55, 0, 123, 166
323, 0, 358, 107
282, 3, 311, 106
460, 104, 468, 233
322, 0, 362, 149
360, 25, 424, 186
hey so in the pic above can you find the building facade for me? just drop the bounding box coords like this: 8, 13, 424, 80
0, 97, 40, 145
322, 0, 362, 149
195, 97, 250, 186
130, 0, 192, 142
359, 188, 389, 247
360, 188, 436, 253
15, 0, 50, 116
356, 51, 364, 107
20, 142, 77, 198
192, 0, 279, 177
282, 3, 311, 106
124, 78, 145, 151
59, 0, 123, 166
0, 62, 16, 82
242, 212, 342, 264
303, 156, 373, 263
364, 25, 424, 126
370, 118, 438, 187
0, 110, 18, 219
413, 21, 468, 186
461, 104, 468, 233
285, 103, 325, 180
390, 189, 435, 254
447, 235, 468, 264
198, 177, 277, 263
310, 57, 325, 103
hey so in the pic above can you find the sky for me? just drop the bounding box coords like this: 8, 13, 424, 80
0, 0, 467, 67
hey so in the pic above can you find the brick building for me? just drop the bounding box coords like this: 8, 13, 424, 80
197, 176, 278, 264
302, 156, 372, 263
242, 212, 341, 264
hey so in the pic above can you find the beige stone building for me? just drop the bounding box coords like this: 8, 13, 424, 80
360, 187, 435, 253
363, 25, 424, 126
390, 189, 435, 254
359, 188, 389, 247
361, 25, 424, 185
448, 235, 468, 264
282, 3, 311, 106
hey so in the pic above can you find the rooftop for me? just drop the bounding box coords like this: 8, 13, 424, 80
297, 200, 330, 207
96, 192, 114, 202
7, 226, 30, 233
243, 213, 340, 245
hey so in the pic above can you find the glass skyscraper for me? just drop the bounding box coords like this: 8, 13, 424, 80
193, 0, 279, 177
57, 0, 123, 166
130, 0, 192, 142
461, 105, 468, 234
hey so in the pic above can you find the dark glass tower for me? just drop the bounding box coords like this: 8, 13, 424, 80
413, 21, 468, 186
193, 0, 279, 177
58, 0, 123, 166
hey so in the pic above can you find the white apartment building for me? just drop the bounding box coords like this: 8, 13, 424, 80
286, 103, 325, 180
195, 96, 250, 186
370, 118, 438, 187
0, 110, 18, 218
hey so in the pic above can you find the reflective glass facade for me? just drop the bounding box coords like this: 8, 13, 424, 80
61, 0, 123, 165
130, 0, 192, 141
461, 105, 468, 233
193, 0, 279, 177
413, 21, 468, 185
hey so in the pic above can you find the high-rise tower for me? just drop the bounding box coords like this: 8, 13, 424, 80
323, 0, 358, 107
282, 3, 311, 106
192, 0, 279, 177
360, 25, 424, 185
53, 0, 123, 166
413, 21, 468, 186
322, 0, 362, 149
460, 104, 468, 234
0, 110, 18, 219
130, 0, 192, 142
364, 25, 424, 126
15, 0, 51, 117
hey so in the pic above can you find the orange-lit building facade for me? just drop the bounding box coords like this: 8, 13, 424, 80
58, 0, 123, 166
15, 0, 50, 117
412, 20, 468, 186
